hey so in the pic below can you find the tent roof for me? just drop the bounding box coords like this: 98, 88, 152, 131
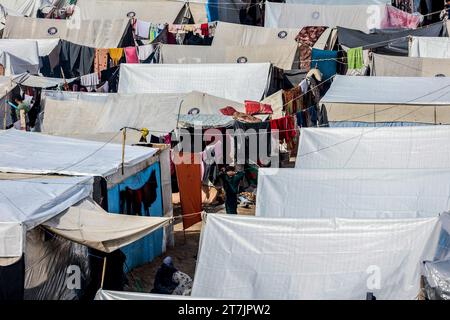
409, 37, 450, 59
371, 53, 450, 77
0, 129, 158, 178
118, 63, 271, 103
13, 73, 76, 88
296, 126, 450, 169
265, 2, 386, 32
42, 91, 244, 138
3, 16, 131, 48
257, 168, 450, 219
159, 44, 298, 70
43, 198, 171, 253
322, 75, 450, 105
211, 22, 299, 47
286, 0, 389, 3
193, 214, 444, 299
73, 0, 187, 23
0, 39, 40, 75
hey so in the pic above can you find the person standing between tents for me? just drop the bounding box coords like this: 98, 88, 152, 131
12, 94, 30, 126
219, 166, 245, 215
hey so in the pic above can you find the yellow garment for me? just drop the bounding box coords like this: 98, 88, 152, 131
109, 48, 124, 65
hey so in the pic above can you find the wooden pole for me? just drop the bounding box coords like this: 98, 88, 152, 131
19, 109, 26, 131
121, 128, 127, 175
100, 257, 107, 289
3, 90, 7, 130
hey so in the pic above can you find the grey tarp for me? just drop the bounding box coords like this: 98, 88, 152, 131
2, 16, 132, 48
371, 54, 450, 77
337, 22, 445, 56
13, 73, 76, 88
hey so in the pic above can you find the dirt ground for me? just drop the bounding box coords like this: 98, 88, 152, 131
125, 203, 255, 293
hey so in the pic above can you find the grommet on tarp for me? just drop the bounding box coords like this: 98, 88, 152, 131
237, 56, 248, 63
48, 27, 58, 35
278, 31, 287, 39
188, 107, 200, 115
312, 11, 320, 20
127, 11, 136, 18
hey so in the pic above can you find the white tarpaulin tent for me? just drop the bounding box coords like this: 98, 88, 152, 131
192, 214, 446, 300
211, 22, 300, 47
3, 16, 131, 48
95, 289, 215, 300
264, 2, 386, 32
73, 0, 188, 23
0, 174, 93, 257
409, 37, 450, 59
0, 129, 158, 179
0, 39, 40, 75
321, 75, 450, 125
256, 168, 450, 219
295, 126, 450, 169
371, 53, 450, 77
159, 44, 298, 70
13, 73, 76, 88
118, 63, 271, 103
285, 0, 390, 3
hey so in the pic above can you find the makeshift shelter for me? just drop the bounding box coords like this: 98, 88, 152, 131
40, 90, 244, 140
12, 73, 76, 88
257, 168, 450, 219
0, 173, 171, 300
0, 75, 17, 129
192, 214, 447, 299
337, 22, 445, 56
370, 53, 450, 77
0, 39, 40, 75
0, 0, 68, 17
118, 63, 272, 103
95, 289, 214, 300
409, 37, 450, 58
73, 0, 191, 24
211, 21, 299, 47
2, 16, 134, 48
158, 44, 298, 70
0, 129, 173, 270
295, 125, 450, 169
265, 2, 387, 32
320, 75, 450, 126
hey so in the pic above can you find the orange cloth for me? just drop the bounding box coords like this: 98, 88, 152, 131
109, 48, 124, 66
175, 153, 203, 230
94, 49, 109, 74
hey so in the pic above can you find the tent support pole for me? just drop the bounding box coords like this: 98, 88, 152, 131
100, 257, 107, 289
121, 128, 127, 175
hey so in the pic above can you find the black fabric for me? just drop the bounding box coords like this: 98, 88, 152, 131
337, 22, 445, 56
151, 263, 178, 294
233, 121, 271, 166
184, 32, 213, 45
283, 69, 308, 89
101, 66, 120, 92
59, 40, 94, 78
0, 255, 25, 300
119, 170, 158, 216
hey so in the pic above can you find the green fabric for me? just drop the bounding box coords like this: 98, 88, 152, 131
347, 47, 364, 70
15, 101, 30, 120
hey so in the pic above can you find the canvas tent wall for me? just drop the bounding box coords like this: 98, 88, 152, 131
265, 2, 386, 32
295, 125, 450, 169
370, 53, 450, 77
95, 289, 214, 300
0, 39, 40, 75
256, 168, 450, 219
192, 214, 446, 300
158, 44, 298, 70
118, 63, 272, 103
0, 0, 69, 17
320, 75, 450, 126
285, 0, 390, 3
409, 37, 450, 59
73, 0, 190, 24
0, 129, 172, 269
0, 75, 17, 129
2, 16, 133, 48
41, 90, 244, 140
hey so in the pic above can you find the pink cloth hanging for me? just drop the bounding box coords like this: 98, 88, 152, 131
381, 5, 421, 29
124, 47, 139, 64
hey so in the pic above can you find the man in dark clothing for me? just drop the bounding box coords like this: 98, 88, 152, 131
151, 257, 178, 294
219, 166, 245, 215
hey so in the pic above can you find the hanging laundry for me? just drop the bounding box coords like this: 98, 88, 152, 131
94, 49, 109, 74
296, 26, 328, 70
270, 116, 297, 144
136, 20, 151, 39
80, 72, 100, 91
381, 5, 421, 29
299, 79, 308, 94
245, 101, 273, 116
347, 47, 364, 70
109, 48, 124, 66
138, 44, 157, 62
200, 23, 209, 37
124, 47, 139, 64
220, 106, 238, 116
311, 48, 338, 81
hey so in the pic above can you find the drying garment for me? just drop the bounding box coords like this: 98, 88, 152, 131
94, 49, 109, 74
296, 26, 328, 70
80, 72, 100, 89
138, 45, 156, 62
381, 5, 421, 29
219, 171, 245, 215
220, 106, 238, 116
347, 47, 364, 70
124, 47, 139, 64
245, 101, 273, 116
109, 48, 124, 65
136, 20, 151, 39
174, 153, 203, 230
270, 116, 297, 144
311, 48, 337, 80
200, 23, 209, 37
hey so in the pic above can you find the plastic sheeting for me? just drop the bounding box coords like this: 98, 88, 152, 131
0, 129, 158, 178
193, 214, 446, 300
211, 22, 299, 47
256, 168, 450, 219
265, 2, 386, 32
95, 289, 214, 300
3, 16, 131, 49
423, 260, 450, 300
295, 126, 450, 169
0, 174, 92, 257
73, 0, 187, 23
13, 73, 76, 88
286, 0, 390, 3
43, 198, 171, 253
0, 39, 40, 75
159, 44, 298, 70
118, 63, 271, 103
371, 54, 450, 77
409, 37, 450, 59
